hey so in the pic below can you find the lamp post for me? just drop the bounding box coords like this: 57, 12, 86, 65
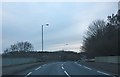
42, 23, 49, 52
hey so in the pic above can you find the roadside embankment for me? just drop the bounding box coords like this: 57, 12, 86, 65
2, 61, 46, 75
2, 57, 39, 66
2, 57, 43, 75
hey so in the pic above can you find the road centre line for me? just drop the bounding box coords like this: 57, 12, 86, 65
61, 63, 70, 77
62, 66, 64, 70
25, 72, 32, 77
61, 63, 64, 69
64, 71, 71, 77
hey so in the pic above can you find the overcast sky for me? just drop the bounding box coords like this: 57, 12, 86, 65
1, 2, 118, 53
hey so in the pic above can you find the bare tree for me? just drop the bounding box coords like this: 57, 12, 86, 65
4, 41, 34, 53
82, 10, 119, 58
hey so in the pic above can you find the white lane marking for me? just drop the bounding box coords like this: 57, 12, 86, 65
64, 71, 71, 77
62, 63, 70, 77
83, 66, 92, 70
75, 62, 111, 76
97, 71, 110, 75
78, 64, 82, 66
74, 62, 92, 70
74, 62, 77, 64
75, 62, 82, 67
35, 66, 41, 70
25, 72, 32, 77
42, 64, 47, 67
62, 66, 64, 70
61, 63, 64, 70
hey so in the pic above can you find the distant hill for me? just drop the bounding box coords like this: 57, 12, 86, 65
2, 51, 81, 61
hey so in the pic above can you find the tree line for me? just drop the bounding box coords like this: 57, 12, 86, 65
82, 10, 120, 58
4, 41, 34, 53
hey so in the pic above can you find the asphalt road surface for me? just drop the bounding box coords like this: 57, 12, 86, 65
22, 61, 114, 77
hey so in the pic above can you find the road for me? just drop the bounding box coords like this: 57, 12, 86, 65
23, 61, 113, 77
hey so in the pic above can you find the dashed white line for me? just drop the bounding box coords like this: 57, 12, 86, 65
35, 66, 41, 70
62, 66, 64, 70
61, 63, 70, 77
97, 71, 110, 75
83, 66, 92, 70
61, 63, 64, 70
64, 71, 71, 77
25, 72, 32, 77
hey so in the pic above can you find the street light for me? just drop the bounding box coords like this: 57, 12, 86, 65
42, 23, 49, 52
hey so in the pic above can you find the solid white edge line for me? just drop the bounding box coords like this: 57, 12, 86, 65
74, 62, 82, 66
25, 72, 32, 77
75, 62, 92, 70
83, 66, 92, 70
35, 66, 41, 70
78, 63, 82, 66
97, 71, 110, 75
64, 71, 70, 77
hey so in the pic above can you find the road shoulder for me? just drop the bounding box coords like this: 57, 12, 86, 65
77, 61, 119, 76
